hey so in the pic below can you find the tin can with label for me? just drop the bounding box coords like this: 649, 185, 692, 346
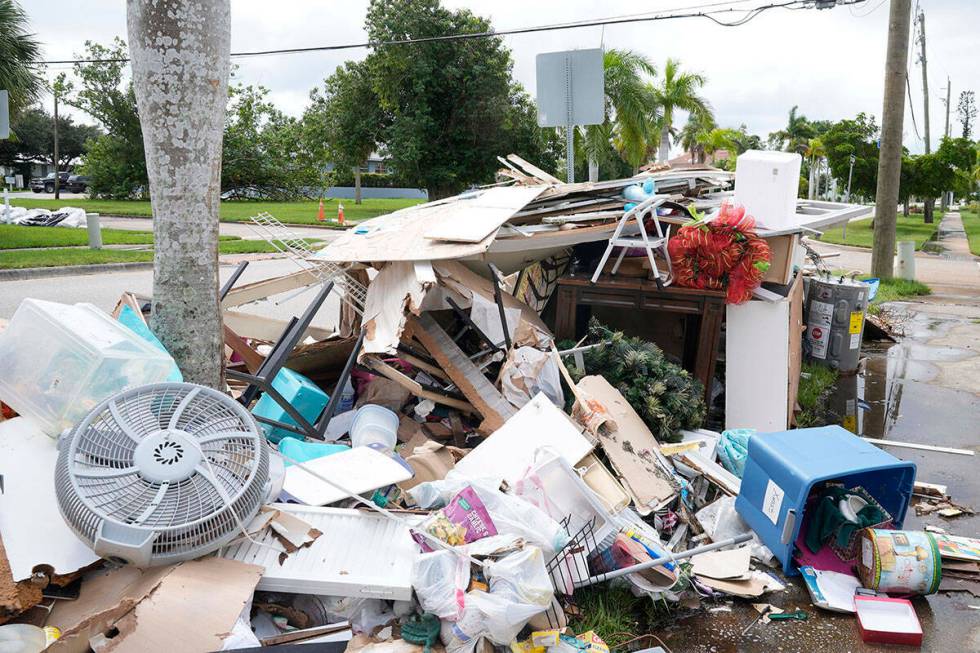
857, 528, 942, 595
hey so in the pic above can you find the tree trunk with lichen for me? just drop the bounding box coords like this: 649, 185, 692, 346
127, 0, 230, 389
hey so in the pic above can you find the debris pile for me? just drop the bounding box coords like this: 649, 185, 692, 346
0, 152, 975, 652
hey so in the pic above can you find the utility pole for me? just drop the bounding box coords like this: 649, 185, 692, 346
916, 10, 934, 223
872, 0, 913, 280
917, 12, 930, 153
942, 77, 951, 137
53, 89, 60, 201
941, 77, 951, 210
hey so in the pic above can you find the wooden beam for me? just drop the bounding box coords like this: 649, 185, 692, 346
405, 314, 516, 433
507, 153, 562, 184
361, 356, 477, 416
223, 309, 332, 342
221, 269, 320, 308
223, 324, 264, 374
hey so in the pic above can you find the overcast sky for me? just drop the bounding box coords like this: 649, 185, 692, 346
24, 0, 979, 157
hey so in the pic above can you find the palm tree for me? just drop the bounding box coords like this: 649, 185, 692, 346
804, 137, 826, 200
583, 49, 658, 180
770, 105, 814, 155
679, 112, 716, 164
649, 58, 711, 163
0, 0, 43, 114
699, 128, 739, 164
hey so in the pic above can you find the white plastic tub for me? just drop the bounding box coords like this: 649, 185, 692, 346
0, 299, 175, 436
349, 404, 399, 450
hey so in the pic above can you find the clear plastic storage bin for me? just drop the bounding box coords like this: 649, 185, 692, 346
0, 299, 176, 436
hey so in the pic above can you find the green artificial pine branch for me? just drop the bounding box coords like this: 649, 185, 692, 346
573, 318, 706, 443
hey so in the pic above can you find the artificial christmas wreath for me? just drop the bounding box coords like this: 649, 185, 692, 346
667, 202, 772, 304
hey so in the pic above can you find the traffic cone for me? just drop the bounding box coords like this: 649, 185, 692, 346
337, 202, 345, 225
317, 198, 325, 222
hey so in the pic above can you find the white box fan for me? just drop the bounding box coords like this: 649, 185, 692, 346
55, 382, 273, 567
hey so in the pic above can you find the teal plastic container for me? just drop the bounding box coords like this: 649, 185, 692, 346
252, 367, 329, 443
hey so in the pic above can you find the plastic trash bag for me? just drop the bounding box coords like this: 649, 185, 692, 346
499, 346, 564, 409
696, 495, 775, 566
412, 551, 470, 620
440, 546, 553, 653
409, 473, 569, 556
717, 429, 753, 478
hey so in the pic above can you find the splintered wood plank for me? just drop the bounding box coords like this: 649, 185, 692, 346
576, 375, 678, 513
405, 314, 516, 433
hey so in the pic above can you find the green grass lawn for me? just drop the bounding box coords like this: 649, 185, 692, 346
0, 238, 293, 269
9, 197, 422, 225
819, 213, 940, 250
0, 224, 242, 250
959, 209, 980, 256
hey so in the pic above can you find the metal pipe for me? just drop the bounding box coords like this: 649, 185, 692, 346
573, 533, 753, 588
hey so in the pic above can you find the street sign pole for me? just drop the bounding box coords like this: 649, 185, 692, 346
536, 49, 604, 184
0, 90, 9, 140
564, 55, 575, 183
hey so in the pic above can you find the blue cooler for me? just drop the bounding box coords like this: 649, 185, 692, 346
735, 426, 915, 575
251, 367, 329, 443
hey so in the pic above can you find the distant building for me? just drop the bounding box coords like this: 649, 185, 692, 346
667, 149, 731, 167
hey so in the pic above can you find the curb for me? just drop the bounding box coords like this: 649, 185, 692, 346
0, 261, 154, 281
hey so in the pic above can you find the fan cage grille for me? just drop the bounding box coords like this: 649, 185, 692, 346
56, 383, 270, 565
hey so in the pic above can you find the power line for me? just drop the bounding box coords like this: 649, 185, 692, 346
29, 0, 867, 66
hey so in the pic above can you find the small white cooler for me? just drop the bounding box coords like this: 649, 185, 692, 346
734, 150, 802, 230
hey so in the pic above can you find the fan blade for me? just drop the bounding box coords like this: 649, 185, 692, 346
132, 481, 171, 525
109, 400, 145, 444
73, 465, 139, 479
196, 431, 255, 446
194, 463, 234, 505
168, 386, 202, 430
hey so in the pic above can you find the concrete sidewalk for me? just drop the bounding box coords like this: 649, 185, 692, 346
807, 235, 980, 299
935, 210, 976, 261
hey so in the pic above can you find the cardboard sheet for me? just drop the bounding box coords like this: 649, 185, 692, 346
575, 376, 677, 514
453, 393, 593, 485
697, 570, 785, 598
690, 546, 752, 581
47, 557, 262, 653
0, 418, 100, 581
315, 186, 544, 263
361, 261, 432, 355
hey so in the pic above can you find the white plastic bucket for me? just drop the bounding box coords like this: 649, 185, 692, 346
350, 404, 399, 450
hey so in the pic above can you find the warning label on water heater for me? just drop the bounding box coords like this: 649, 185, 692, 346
807, 301, 833, 359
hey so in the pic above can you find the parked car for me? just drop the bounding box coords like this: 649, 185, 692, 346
66, 175, 90, 193
30, 172, 71, 193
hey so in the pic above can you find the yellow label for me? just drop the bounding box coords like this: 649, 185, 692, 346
843, 415, 857, 432
849, 311, 863, 334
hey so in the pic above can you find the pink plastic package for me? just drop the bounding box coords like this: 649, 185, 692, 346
412, 486, 497, 552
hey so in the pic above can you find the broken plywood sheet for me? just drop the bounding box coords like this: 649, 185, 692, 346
0, 418, 100, 582
432, 260, 551, 341
361, 261, 433, 355
576, 376, 677, 514
405, 313, 517, 433
47, 557, 262, 653
315, 186, 544, 262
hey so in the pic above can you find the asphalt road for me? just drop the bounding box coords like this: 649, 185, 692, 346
0, 257, 341, 330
